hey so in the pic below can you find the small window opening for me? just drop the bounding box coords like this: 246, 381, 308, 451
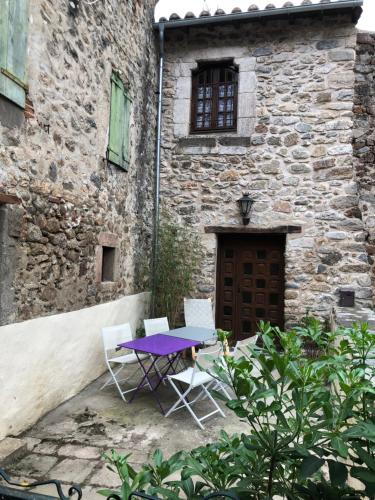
191, 61, 238, 134
102, 246, 116, 282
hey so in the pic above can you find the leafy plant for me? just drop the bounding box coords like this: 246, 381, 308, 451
152, 213, 203, 328
216, 329, 232, 355
100, 319, 375, 499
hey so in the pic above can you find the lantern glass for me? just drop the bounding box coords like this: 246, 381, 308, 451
237, 193, 254, 225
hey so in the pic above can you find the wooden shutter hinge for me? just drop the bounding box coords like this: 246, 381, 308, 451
1, 68, 28, 92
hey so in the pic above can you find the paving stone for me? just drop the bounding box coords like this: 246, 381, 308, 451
33, 442, 59, 455
0, 438, 28, 466
24, 438, 42, 452
9, 454, 58, 478
57, 445, 101, 460
48, 458, 95, 484
88, 464, 121, 488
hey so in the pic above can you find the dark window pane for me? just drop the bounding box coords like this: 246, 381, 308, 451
270, 263, 280, 275
224, 306, 232, 316
256, 279, 266, 288
244, 263, 253, 275
256, 308, 265, 318
243, 292, 252, 304
257, 250, 267, 259
224, 277, 233, 287
243, 321, 251, 333
192, 64, 238, 133
269, 293, 279, 305
225, 249, 234, 258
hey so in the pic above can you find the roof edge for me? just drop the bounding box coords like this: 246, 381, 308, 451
154, 0, 363, 30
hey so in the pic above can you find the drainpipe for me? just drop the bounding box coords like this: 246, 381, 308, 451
151, 22, 165, 314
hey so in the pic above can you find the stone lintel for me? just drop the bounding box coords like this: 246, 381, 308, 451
0, 192, 21, 205
98, 232, 119, 247
204, 225, 302, 234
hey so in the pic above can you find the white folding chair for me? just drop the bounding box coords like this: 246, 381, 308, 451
230, 335, 259, 357
100, 323, 149, 401
144, 317, 185, 373
144, 317, 170, 336
184, 298, 215, 329
165, 346, 226, 429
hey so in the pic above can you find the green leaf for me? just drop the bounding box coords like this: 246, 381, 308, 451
327, 460, 348, 487
97, 489, 119, 498
351, 467, 375, 484
299, 456, 325, 479
331, 437, 349, 458
352, 444, 375, 471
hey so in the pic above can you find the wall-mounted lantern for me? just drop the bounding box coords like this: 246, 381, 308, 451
237, 192, 254, 226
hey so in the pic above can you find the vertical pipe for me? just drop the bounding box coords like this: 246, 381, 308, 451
152, 23, 165, 314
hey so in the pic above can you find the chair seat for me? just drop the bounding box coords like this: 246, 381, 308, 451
169, 367, 213, 387
108, 353, 148, 364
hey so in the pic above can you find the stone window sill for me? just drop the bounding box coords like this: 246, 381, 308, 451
176, 136, 251, 155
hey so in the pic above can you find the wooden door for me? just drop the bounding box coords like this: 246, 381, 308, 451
216, 234, 285, 340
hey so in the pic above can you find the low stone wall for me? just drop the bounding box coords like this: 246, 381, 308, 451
0, 291, 150, 440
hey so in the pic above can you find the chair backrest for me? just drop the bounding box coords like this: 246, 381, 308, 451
191, 346, 222, 385
144, 317, 169, 337
102, 323, 133, 353
184, 298, 215, 329
232, 335, 258, 357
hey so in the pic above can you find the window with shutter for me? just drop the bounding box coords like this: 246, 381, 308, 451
107, 72, 131, 171
0, 0, 29, 109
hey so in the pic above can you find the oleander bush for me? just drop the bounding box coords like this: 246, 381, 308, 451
100, 319, 375, 500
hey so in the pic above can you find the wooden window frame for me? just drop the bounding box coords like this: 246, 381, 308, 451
190, 62, 238, 134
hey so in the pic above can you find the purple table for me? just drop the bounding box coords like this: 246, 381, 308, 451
118, 333, 199, 414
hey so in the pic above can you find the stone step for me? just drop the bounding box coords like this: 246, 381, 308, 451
0, 437, 28, 467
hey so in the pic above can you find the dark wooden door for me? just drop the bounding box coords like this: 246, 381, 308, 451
216, 234, 285, 340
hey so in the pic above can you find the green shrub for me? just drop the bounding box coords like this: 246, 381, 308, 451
152, 214, 203, 328
100, 319, 375, 499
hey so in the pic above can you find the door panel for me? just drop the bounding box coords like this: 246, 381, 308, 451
216, 234, 285, 341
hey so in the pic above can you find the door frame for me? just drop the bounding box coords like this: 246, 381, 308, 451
215, 232, 286, 341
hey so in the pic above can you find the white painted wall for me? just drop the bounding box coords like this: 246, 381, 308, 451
0, 292, 150, 440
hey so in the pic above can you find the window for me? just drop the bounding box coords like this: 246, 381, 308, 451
0, 0, 29, 109
107, 72, 131, 171
102, 246, 116, 282
191, 62, 238, 133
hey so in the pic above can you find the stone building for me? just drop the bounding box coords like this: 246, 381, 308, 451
158, 0, 375, 340
0, 0, 374, 441
0, 0, 157, 439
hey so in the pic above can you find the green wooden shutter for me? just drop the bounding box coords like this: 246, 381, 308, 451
0, 0, 29, 108
107, 72, 131, 171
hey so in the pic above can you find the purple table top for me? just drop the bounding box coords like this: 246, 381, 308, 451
118, 333, 199, 356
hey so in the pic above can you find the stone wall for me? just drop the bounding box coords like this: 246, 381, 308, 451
353, 31, 375, 307
0, 0, 157, 325
160, 13, 373, 325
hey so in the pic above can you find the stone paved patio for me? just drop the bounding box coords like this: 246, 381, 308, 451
2, 373, 247, 499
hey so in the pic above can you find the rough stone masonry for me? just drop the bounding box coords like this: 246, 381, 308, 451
0, 0, 158, 325
160, 10, 374, 326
